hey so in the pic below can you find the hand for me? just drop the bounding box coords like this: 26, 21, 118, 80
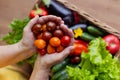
20, 16, 39, 52
34, 23, 74, 69
20, 15, 63, 52
30, 15, 74, 80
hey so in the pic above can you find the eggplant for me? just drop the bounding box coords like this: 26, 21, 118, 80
70, 24, 87, 31
47, 0, 74, 26
48, 0, 72, 17
63, 16, 73, 27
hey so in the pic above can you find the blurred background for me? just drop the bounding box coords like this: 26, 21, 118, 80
0, 0, 37, 44
0, 0, 120, 45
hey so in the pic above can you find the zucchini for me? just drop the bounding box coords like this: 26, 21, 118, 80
87, 26, 104, 36
51, 69, 67, 80
52, 58, 70, 73
81, 32, 96, 42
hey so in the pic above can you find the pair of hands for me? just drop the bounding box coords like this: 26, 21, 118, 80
21, 15, 74, 68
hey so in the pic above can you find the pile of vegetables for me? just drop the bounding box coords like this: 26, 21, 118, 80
67, 38, 120, 80
2, 0, 120, 80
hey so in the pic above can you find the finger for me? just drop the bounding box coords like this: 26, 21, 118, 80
24, 15, 39, 32
56, 46, 74, 60
38, 15, 62, 25
60, 24, 74, 37
69, 29, 74, 45
60, 24, 74, 45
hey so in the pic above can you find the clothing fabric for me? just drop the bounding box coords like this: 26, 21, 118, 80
0, 65, 28, 80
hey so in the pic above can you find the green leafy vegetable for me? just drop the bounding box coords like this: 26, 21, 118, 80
67, 38, 120, 80
2, 17, 30, 44
2, 17, 37, 66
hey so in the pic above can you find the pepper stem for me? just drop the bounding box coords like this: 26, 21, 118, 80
35, 4, 42, 14
35, 4, 39, 10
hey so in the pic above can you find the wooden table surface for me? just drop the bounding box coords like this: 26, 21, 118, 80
0, 0, 36, 44
0, 0, 120, 44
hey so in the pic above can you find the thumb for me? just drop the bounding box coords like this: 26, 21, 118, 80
57, 46, 74, 60
24, 15, 39, 32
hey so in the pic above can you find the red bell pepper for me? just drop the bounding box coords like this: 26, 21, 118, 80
70, 39, 88, 56
29, 4, 48, 19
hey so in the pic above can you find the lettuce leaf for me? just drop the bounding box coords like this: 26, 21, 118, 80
67, 38, 120, 80
2, 17, 30, 44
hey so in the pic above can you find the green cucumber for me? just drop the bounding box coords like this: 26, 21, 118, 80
87, 26, 104, 36
81, 32, 96, 42
51, 69, 67, 80
58, 72, 68, 80
52, 58, 70, 73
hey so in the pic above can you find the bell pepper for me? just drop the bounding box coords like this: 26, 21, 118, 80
29, 4, 48, 19
70, 39, 88, 56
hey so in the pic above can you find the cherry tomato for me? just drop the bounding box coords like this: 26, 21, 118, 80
42, 24, 47, 31
54, 29, 64, 39
61, 36, 71, 46
103, 34, 120, 55
47, 21, 57, 31
38, 49, 46, 55
37, 33, 43, 39
70, 56, 81, 64
47, 44, 56, 54
49, 37, 61, 47
42, 31, 52, 41
32, 23, 42, 36
56, 45, 64, 52
34, 39, 46, 49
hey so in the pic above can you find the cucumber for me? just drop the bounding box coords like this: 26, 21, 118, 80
58, 72, 68, 80
87, 26, 104, 36
52, 58, 70, 73
81, 32, 96, 42
51, 69, 67, 80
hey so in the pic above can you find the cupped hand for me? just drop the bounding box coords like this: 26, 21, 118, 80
20, 15, 63, 51
34, 22, 74, 69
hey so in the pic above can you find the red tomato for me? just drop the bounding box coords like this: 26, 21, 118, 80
70, 39, 88, 56
38, 49, 46, 55
103, 34, 120, 55
61, 36, 71, 46
70, 56, 81, 64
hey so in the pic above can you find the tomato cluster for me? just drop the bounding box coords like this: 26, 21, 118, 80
32, 21, 71, 55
